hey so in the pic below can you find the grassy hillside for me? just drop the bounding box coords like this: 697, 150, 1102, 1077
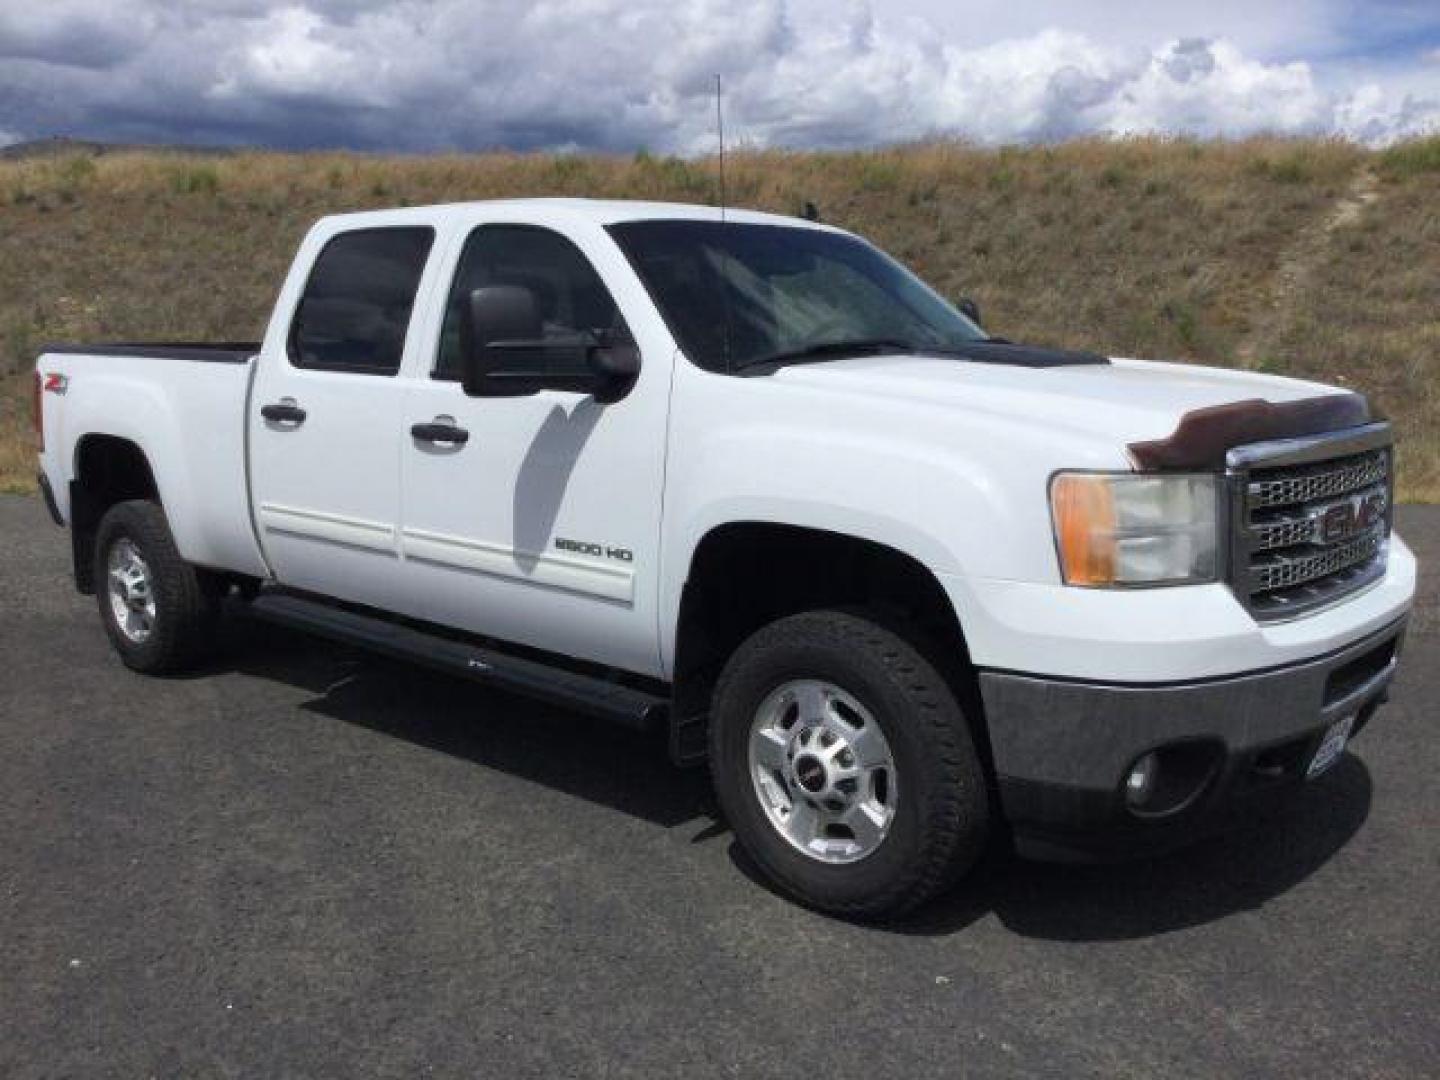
1, 137, 1436, 498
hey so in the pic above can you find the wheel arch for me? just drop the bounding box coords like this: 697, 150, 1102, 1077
668, 520, 988, 770
68, 434, 163, 594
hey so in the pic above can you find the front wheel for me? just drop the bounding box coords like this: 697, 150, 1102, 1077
709, 610, 990, 919
94, 500, 221, 675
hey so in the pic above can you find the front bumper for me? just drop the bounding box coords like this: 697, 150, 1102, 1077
979, 617, 1407, 861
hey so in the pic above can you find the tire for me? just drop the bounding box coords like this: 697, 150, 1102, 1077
94, 499, 221, 675
709, 610, 989, 919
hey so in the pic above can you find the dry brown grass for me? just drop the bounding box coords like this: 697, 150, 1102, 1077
1, 136, 1436, 497
0, 374, 34, 494
1262, 163, 1440, 499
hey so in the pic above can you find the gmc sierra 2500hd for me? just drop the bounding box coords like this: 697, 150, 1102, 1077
34, 199, 1414, 917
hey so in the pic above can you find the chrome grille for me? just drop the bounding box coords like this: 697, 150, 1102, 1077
1248, 481, 1388, 552
1227, 428, 1392, 621
1247, 453, 1389, 510
1250, 531, 1383, 592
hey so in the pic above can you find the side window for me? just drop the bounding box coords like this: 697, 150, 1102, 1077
289, 227, 434, 375
435, 225, 628, 380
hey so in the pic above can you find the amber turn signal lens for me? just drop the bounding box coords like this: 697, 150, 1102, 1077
1050, 472, 1218, 587
1050, 474, 1117, 586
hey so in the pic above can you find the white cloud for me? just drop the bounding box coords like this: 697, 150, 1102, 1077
1098, 39, 1330, 138
221, 7, 366, 105
0, 0, 1434, 151
856, 0, 1355, 61
1335, 83, 1440, 144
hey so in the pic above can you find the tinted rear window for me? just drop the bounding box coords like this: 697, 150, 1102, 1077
289, 228, 434, 375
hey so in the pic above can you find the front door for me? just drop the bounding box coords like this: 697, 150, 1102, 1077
398, 222, 670, 677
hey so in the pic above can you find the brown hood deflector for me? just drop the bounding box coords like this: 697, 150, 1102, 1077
1127, 393, 1374, 471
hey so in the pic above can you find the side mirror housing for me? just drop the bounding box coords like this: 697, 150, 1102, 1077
459, 285, 542, 396
459, 285, 639, 401
956, 296, 982, 327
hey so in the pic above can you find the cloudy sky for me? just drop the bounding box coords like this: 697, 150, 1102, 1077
0, 0, 1436, 153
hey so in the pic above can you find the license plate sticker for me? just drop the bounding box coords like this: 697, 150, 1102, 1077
1307, 714, 1355, 779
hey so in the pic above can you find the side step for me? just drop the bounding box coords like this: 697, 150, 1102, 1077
244, 592, 668, 731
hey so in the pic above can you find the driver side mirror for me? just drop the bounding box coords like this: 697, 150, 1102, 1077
459, 285, 640, 402
956, 296, 982, 327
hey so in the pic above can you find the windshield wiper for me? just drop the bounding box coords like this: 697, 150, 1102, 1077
734, 338, 919, 374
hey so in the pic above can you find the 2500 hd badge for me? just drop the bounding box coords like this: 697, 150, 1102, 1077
556, 537, 634, 562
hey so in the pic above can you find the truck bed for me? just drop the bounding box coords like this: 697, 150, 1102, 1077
36, 341, 270, 581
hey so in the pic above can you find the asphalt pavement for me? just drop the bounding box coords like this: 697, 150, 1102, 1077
2, 495, 1437, 1078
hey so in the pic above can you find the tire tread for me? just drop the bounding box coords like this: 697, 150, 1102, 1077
94, 500, 220, 675
710, 610, 988, 919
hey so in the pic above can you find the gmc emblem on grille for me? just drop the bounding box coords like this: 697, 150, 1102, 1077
1320, 491, 1386, 544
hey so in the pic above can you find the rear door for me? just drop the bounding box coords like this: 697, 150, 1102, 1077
248, 225, 437, 609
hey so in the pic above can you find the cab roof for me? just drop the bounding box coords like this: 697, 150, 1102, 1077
316, 196, 839, 234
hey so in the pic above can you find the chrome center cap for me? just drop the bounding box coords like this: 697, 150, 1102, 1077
792, 753, 827, 793
119, 572, 147, 609
784, 726, 857, 805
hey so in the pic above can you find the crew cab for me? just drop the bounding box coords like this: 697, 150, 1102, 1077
33, 199, 1415, 917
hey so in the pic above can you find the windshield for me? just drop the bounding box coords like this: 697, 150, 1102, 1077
606, 220, 988, 374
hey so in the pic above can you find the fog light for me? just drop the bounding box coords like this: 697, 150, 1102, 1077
1125, 752, 1159, 806
1122, 741, 1223, 818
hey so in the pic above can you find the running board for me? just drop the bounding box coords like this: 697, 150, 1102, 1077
244, 593, 668, 731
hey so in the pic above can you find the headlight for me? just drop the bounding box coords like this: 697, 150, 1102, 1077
1050, 473, 1219, 587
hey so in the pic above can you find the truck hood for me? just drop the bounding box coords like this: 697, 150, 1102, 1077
770, 353, 1353, 450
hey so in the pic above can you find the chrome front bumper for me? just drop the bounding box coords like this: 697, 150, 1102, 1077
979, 617, 1407, 861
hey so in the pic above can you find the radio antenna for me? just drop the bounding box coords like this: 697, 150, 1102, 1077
715, 73, 726, 222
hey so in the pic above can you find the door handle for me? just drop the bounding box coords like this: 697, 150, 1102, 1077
261, 401, 307, 424
411, 420, 470, 446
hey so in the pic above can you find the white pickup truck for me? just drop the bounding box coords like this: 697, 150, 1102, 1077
33, 198, 1415, 917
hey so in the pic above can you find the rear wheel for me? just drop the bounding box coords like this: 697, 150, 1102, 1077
709, 610, 989, 919
94, 500, 221, 674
